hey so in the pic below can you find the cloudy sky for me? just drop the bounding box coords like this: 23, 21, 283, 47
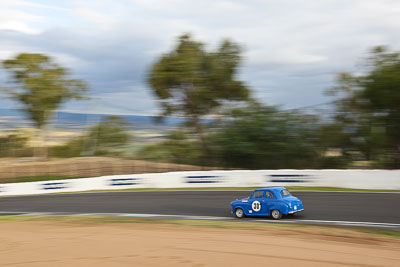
1, 0, 400, 115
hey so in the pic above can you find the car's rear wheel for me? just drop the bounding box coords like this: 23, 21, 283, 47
235, 208, 245, 218
271, 209, 282, 220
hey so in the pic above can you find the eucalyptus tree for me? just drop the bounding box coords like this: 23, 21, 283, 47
2, 53, 88, 157
149, 34, 250, 137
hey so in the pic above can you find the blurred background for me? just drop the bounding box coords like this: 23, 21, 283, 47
0, 0, 399, 183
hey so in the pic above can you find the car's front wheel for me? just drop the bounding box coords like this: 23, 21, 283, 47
271, 209, 282, 220
235, 208, 245, 218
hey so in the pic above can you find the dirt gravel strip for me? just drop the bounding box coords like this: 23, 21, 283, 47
0, 217, 399, 267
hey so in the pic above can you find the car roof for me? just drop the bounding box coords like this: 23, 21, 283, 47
255, 187, 287, 192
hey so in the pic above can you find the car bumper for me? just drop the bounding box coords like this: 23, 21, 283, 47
288, 208, 304, 214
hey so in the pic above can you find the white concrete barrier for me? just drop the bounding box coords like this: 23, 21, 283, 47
0, 170, 399, 196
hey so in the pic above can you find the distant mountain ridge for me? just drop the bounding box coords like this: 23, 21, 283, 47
0, 109, 183, 130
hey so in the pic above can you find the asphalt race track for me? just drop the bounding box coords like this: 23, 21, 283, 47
0, 191, 399, 227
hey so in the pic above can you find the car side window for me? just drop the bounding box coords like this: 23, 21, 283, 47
265, 191, 274, 199
253, 191, 264, 199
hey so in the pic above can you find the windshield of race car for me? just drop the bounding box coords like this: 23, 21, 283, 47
281, 189, 291, 197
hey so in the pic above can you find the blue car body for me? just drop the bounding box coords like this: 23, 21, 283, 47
231, 187, 304, 219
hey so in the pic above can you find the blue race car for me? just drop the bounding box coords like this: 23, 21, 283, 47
231, 187, 304, 219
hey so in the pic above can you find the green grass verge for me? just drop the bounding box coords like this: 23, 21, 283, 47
357, 229, 400, 238
286, 186, 400, 192
67, 186, 400, 194
0, 175, 83, 184
0, 214, 298, 229
0, 215, 399, 239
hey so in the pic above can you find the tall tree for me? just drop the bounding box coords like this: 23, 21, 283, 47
148, 34, 250, 135
2, 53, 88, 157
328, 46, 400, 168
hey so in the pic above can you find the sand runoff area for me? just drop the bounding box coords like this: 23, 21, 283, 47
0, 217, 399, 266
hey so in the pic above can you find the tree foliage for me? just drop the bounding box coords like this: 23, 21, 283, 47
86, 115, 131, 150
328, 46, 400, 168
50, 116, 131, 157
139, 104, 329, 169
2, 53, 88, 129
139, 130, 202, 165
209, 104, 322, 169
0, 133, 28, 157
148, 34, 250, 130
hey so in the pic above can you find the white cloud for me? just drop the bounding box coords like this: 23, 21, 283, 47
71, 8, 117, 30
247, 48, 326, 65
0, 8, 43, 34
1, 0, 67, 10
0, 41, 27, 60
1, 0, 400, 114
